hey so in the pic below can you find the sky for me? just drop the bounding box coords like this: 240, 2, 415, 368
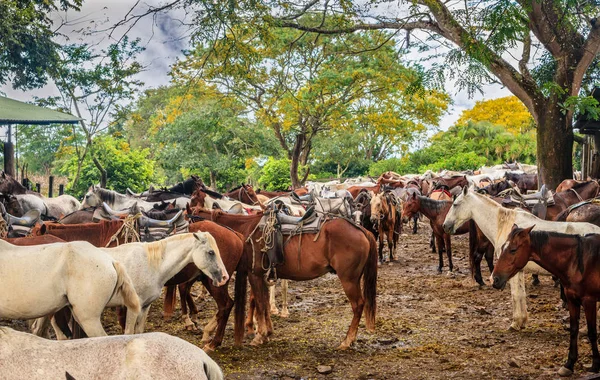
0, 0, 512, 133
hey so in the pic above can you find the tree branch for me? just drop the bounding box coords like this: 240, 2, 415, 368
572, 17, 600, 97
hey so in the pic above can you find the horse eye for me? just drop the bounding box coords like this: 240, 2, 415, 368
209, 250, 215, 256
509, 248, 517, 253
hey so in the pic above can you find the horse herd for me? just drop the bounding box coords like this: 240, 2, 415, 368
1, 164, 600, 377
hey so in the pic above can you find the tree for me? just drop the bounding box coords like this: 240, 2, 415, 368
172, 20, 448, 188
130, 0, 599, 188
455, 96, 535, 134
0, 0, 82, 90
49, 38, 144, 190
124, 83, 279, 190
57, 134, 156, 197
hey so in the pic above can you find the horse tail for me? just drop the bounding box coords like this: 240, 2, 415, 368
233, 257, 248, 346
362, 230, 378, 332
113, 261, 141, 314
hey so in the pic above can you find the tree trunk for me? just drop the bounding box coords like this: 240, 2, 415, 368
92, 155, 107, 188
290, 134, 304, 189
209, 170, 217, 190
535, 102, 573, 190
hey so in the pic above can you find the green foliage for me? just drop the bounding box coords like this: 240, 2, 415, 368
368, 158, 414, 177
17, 123, 73, 175
58, 135, 156, 197
0, 0, 82, 90
420, 152, 487, 173
258, 157, 293, 191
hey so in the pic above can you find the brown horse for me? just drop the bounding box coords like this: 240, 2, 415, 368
547, 181, 600, 220
492, 226, 600, 377
402, 193, 468, 273
433, 175, 468, 193
555, 179, 597, 193
556, 202, 600, 226
370, 191, 401, 263
162, 219, 247, 350
32, 220, 126, 247
504, 172, 538, 193
348, 183, 381, 199
4, 234, 66, 246
225, 184, 261, 205
186, 205, 377, 349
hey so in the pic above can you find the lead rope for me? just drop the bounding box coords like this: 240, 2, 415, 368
105, 213, 142, 247
0, 215, 7, 238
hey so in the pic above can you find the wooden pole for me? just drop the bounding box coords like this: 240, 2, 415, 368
36, 183, 41, 194
48, 176, 54, 198
59, 184, 64, 195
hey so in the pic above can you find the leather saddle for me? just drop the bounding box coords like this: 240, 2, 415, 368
8, 210, 41, 227
126, 188, 141, 197
290, 191, 314, 204
277, 206, 316, 226
140, 210, 184, 229
96, 202, 141, 221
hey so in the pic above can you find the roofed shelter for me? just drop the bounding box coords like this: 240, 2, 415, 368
0, 96, 81, 177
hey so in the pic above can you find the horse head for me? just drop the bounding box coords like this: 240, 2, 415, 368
191, 232, 229, 287
491, 224, 535, 289
442, 186, 474, 234
81, 185, 102, 209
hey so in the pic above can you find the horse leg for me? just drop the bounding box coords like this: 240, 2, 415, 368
202, 316, 218, 344
186, 282, 201, 326
559, 296, 581, 376
473, 251, 485, 286
430, 231, 436, 253
445, 234, 453, 272
50, 316, 71, 340
485, 247, 494, 274
162, 285, 177, 320
245, 291, 256, 336
584, 298, 600, 372
269, 283, 280, 315
30, 316, 52, 338
387, 228, 395, 262
248, 274, 270, 346
531, 274, 540, 286
178, 283, 196, 331
435, 234, 444, 273
178, 282, 197, 331
71, 307, 107, 338
412, 214, 418, 234
203, 285, 234, 352
134, 306, 152, 334
508, 272, 528, 330
337, 277, 364, 350
378, 229, 385, 263
281, 280, 289, 318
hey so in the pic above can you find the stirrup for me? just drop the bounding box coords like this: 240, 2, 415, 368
264, 267, 278, 286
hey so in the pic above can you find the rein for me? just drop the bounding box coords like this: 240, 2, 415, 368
105, 213, 142, 247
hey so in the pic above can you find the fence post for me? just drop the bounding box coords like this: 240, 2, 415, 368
48, 176, 54, 198
36, 183, 41, 194
59, 184, 64, 195
22, 178, 28, 189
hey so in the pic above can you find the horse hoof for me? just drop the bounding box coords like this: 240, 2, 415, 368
437, 268, 443, 274
584, 364, 600, 373
202, 344, 215, 353
508, 323, 522, 331
558, 366, 573, 377
270, 308, 280, 316
336, 343, 350, 350
280, 311, 290, 318
250, 335, 265, 346
186, 325, 198, 332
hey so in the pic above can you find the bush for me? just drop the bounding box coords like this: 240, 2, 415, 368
258, 157, 293, 191
420, 151, 487, 173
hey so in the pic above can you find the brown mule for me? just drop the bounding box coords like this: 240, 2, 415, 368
370, 191, 401, 263
492, 226, 600, 377
187, 205, 377, 349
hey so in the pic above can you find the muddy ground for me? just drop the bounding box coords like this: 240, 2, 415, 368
3, 223, 594, 379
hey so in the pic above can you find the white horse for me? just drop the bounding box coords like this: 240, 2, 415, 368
0, 327, 224, 380
101, 232, 229, 334
0, 240, 140, 337
81, 185, 189, 211
16, 194, 80, 219
442, 187, 600, 330
39, 232, 229, 338
203, 194, 261, 214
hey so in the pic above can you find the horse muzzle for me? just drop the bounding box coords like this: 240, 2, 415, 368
491, 275, 507, 290
442, 221, 454, 234
213, 271, 230, 287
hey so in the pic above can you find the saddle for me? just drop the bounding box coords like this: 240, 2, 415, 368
7, 210, 41, 237
500, 185, 554, 208
139, 210, 187, 242
258, 204, 321, 282
290, 191, 314, 204
314, 196, 353, 219
94, 202, 141, 221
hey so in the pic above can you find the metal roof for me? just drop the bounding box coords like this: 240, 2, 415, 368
0, 96, 81, 125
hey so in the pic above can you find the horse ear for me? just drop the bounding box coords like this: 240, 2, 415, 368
412, 192, 417, 199
172, 199, 177, 207
523, 225, 535, 235
186, 202, 192, 214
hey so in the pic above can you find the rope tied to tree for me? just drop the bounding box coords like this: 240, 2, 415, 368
105, 213, 142, 247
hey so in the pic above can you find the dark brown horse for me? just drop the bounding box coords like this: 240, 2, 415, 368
433, 175, 468, 193
476, 180, 513, 196
504, 172, 538, 193
492, 226, 600, 377
163, 218, 247, 350
555, 202, 600, 226
354, 190, 378, 241
186, 205, 377, 349
555, 179, 597, 193
0, 192, 24, 216
402, 193, 468, 273
32, 220, 127, 247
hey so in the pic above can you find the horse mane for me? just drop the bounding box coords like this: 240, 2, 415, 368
417, 195, 449, 214
496, 207, 516, 243
94, 187, 123, 204
201, 188, 224, 199
143, 233, 192, 269
228, 185, 243, 192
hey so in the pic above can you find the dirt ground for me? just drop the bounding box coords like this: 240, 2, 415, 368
2, 223, 594, 379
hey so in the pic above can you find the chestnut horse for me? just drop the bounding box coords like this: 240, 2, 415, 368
225, 184, 261, 205
162, 218, 247, 350
370, 191, 401, 263
492, 226, 600, 377
186, 206, 377, 349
